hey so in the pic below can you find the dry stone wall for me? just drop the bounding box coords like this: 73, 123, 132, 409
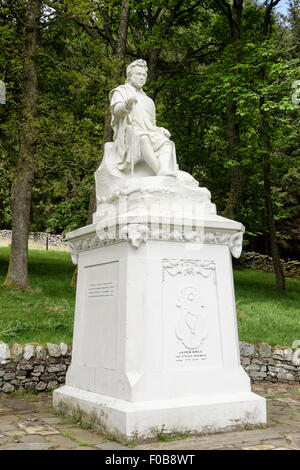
0, 342, 71, 393
0, 230, 67, 248
0, 340, 300, 393
240, 342, 300, 383
238, 251, 300, 278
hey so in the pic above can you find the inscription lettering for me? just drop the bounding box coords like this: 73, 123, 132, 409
88, 281, 115, 298
176, 349, 208, 363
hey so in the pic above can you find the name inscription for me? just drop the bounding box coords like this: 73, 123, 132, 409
176, 349, 208, 363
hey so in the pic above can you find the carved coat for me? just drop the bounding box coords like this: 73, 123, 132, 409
109, 82, 177, 171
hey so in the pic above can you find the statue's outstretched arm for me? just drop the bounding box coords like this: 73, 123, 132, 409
111, 91, 137, 118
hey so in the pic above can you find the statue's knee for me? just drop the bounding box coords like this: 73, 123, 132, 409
139, 135, 150, 147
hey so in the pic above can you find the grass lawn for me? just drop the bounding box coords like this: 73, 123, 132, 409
0, 247, 75, 345
234, 269, 300, 347
0, 246, 299, 347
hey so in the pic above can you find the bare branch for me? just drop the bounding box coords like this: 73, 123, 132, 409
0, 45, 23, 58
263, 0, 282, 35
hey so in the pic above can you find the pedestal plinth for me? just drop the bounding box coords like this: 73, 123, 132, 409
53, 217, 266, 440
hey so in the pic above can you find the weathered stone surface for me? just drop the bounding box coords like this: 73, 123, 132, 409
60, 342, 69, 356
10, 379, 20, 386
40, 373, 57, 381
46, 343, 61, 358
277, 371, 295, 381
259, 343, 272, 358
47, 364, 66, 373
36, 345, 47, 360
33, 365, 45, 373
240, 342, 255, 357
241, 444, 276, 450
241, 357, 251, 365
273, 348, 285, 360
245, 364, 261, 371
286, 433, 300, 450
47, 381, 58, 390
47, 356, 60, 364
0, 443, 57, 450
23, 344, 35, 360
268, 372, 277, 378
249, 371, 267, 378
4, 372, 16, 380
35, 382, 47, 391
11, 343, 24, 362
25, 381, 37, 390
2, 382, 14, 392
20, 363, 34, 371
57, 371, 66, 376
18, 422, 60, 436
252, 358, 265, 365
0, 341, 11, 363
292, 349, 300, 366
277, 363, 296, 371
269, 366, 281, 373
283, 348, 293, 362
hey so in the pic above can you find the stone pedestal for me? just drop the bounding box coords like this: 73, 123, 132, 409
53, 210, 266, 440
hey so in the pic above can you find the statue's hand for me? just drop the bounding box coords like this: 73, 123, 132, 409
125, 97, 137, 113
159, 127, 171, 138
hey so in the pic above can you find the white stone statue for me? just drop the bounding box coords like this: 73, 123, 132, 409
94, 59, 216, 224
94, 59, 201, 199
110, 59, 177, 177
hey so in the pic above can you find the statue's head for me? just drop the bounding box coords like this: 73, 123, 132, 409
126, 59, 148, 89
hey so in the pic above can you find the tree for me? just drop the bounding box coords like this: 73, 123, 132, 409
215, 0, 245, 221
4, 0, 41, 289
288, 0, 300, 55
258, 0, 286, 291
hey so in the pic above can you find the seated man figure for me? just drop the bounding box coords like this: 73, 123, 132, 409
110, 59, 178, 177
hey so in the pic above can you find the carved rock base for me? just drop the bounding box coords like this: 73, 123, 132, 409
53, 235, 266, 439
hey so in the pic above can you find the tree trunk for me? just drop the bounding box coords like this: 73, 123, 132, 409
223, 102, 244, 220
263, 157, 285, 291
260, 105, 286, 291
4, 0, 40, 289
258, 0, 286, 291
71, 0, 130, 287
218, 0, 244, 221
85, 0, 130, 228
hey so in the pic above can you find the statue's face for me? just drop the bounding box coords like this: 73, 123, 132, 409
128, 66, 147, 89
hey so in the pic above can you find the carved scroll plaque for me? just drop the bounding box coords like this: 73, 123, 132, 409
162, 259, 223, 370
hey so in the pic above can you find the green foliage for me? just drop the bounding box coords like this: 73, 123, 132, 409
0, 0, 299, 258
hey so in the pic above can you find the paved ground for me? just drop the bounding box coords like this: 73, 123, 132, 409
0, 383, 300, 450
